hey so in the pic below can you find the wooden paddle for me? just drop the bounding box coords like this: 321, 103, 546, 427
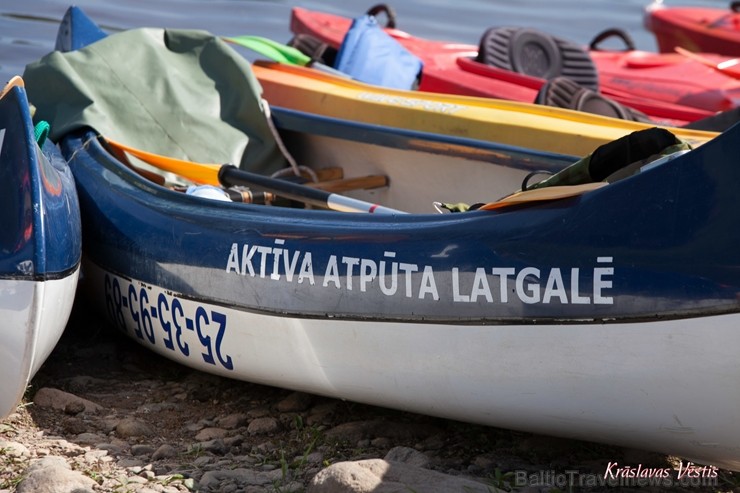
103, 137, 404, 214
478, 183, 607, 210
0, 76, 24, 100
675, 47, 740, 80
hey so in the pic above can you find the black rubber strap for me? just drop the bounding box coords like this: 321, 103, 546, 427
521, 170, 555, 191
589, 28, 636, 52
366, 4, 397, 28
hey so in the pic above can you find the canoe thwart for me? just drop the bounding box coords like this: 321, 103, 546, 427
308, 174, 388, 193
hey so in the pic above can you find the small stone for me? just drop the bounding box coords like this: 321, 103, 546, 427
193, 456, 212, 467
60, 417, 89, 435
0, 441, 29, 457
308, 459, 491, 493
75, 432, 105, 445
136, 402, 174, 414
200, 439, 227, 454
84, 449, 109, 463
33, 387, 102, 414
304, 451, 324, 465
151, 444, 177, 460
15, 456, 97, 493
117, 458, 146, 468
131, 444, 155, 456
418, 434, 446, 451
370, 437, 391, 448
246, 408, 270, 419
115, 418, 155, 438
200, 468, 283, 487
224, 435, 244, 449
97, 443, 126, 455
385, 446, 431, 468
256, 441, 276, 453
64, 400, 85, 415
281, 481, 305, 493
277, 392, 313, 413
218, 413, 248, 429
54, 439, 83, 457
101, 417, 122, 433
195, 427, 227, 441
185, 422, 204, 432
247, 417, 279, 435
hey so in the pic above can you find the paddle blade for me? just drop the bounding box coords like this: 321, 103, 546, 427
0, 76, 24, 100
225, 36, 311, 66
103, 137, 221, 185
479, 183, 607, 210
675, 47, 740, 80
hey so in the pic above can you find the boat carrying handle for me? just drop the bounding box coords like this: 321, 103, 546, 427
366, 4, 397, 29
589, 28, 636, 52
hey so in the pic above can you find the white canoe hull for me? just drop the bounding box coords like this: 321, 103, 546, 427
85, 263, 740, 471
0, 268, 80, 418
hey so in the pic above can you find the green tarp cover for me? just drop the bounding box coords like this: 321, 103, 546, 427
23, 28, 288, 175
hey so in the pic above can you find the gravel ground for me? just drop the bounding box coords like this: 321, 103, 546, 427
1, 302, 738, 493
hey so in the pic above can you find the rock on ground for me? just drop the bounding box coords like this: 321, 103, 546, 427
16, 456, 97, 493
309, 459, 496, 493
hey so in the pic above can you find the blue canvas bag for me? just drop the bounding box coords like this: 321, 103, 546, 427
334, 14, 422, 90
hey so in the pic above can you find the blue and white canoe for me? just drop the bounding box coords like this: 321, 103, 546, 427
0, 77, 81, 420
59, 112, 740, 472
50, 8, 740, 471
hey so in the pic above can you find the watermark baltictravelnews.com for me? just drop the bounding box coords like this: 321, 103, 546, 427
514, 461, 719, 489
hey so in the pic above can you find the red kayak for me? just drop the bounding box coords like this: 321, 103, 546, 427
291, 6, 740, 126
645, 1, 740, 57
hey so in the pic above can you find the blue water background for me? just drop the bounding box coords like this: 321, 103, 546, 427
0, 0, 729, 84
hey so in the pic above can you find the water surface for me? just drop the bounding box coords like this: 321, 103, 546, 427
1, 0, 729, 83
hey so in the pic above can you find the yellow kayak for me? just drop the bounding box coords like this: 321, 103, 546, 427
253, 61, 718, 156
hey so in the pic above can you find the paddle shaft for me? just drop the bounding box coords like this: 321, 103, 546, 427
675, 47, 740, 80
218, 165, 403, 214
103, 138, 401, 213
